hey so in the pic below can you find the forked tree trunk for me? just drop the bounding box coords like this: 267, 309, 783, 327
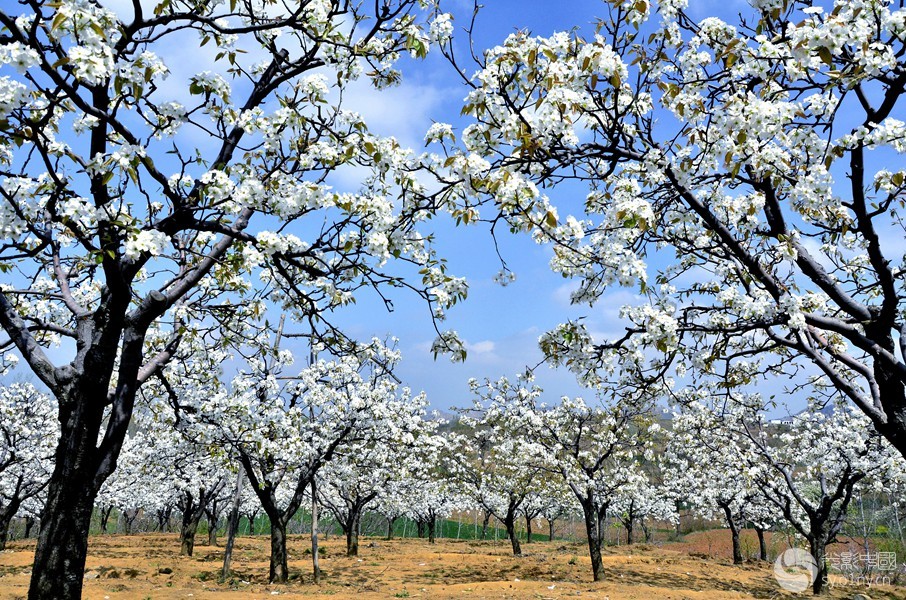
99, 506, 113, 533
180, 513, 202, 556
123, 509, 139, 535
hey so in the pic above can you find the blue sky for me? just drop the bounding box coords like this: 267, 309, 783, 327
8, 0, 809, 414
317, 0, 747, 411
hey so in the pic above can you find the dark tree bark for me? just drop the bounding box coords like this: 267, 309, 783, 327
123, 508, 139, 535
503, 508, 521, 556
178, 487, 223, 557
180, 513, 201, 556
205, 497, 221, 547
154, 506, 172, 533
547, 517, 555, 542
345, 508, 361, 556
0, 512, 12, 551
809, 531, 829, 595
427, 515, 436, 544
269, 519, 288, 583
720, 502, 743, 565
99, 506, 114, 533
386, 516, 396, 540
24, 516, 36, 539
578, 494, 606, 582
755, 526, 767, 561
525, 513, 532, 543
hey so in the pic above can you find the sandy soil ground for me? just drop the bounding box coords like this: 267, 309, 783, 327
1, 533, 904, 599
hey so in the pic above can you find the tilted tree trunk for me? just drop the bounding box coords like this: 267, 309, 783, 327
310, 479, 320, 584
580, 497, 605, 582
720, 503, 743, 565
503, 508, 522, 556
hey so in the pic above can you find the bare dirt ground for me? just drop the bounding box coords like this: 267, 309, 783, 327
1, 533, 904, 599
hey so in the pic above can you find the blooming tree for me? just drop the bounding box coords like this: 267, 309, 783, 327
0, 381, 56, 550
447, 404, 546, 556
318, 390, 437, 556
191, 340, 426, 582
676, 393, 906, 594
436, 0, 906, 462
0, 0, 464, 595
475, 375, 653, 581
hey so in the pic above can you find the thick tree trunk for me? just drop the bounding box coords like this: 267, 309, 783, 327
525, 514, 532, 543
346, 509, 361, 556
270, 520, 289, 583
809, 534, 828, 595
0, 512, 12, 551
180, 513, 202, 556
481, 510, 491, 539
427, 517, 436, 544
27, 465, 99, 600
625, 518, 634, 545
755, 527, 767, 561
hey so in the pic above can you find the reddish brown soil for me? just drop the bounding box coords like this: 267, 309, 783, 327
0, 532, 903, 599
